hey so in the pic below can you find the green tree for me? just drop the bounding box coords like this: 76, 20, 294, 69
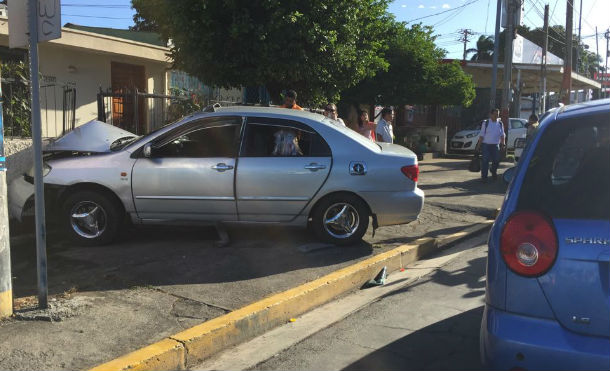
341, 23, 475, 107
131, 0, 392, 106
466, 35, 494, 62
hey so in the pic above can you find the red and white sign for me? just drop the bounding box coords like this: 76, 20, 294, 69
594, 73, 610, 87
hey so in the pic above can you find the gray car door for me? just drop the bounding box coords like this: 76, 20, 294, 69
131, 116, 242, 221
236, 117, 332, 222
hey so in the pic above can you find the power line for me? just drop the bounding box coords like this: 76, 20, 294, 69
61, 14, 133, 20
405, 0, 481, 23
62, 4, 131, 7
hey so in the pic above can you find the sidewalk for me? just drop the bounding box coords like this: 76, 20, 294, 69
0, 158, 511, 371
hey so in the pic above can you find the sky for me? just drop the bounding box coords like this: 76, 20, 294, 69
58, 0, 610, 64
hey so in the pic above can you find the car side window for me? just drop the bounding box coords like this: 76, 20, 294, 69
517, 114, 610, 219
241, 118, 331, 157
510, 119, 525, 129
153, 118, 241, 158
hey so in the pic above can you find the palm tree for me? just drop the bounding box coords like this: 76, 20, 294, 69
466, 35, 494, 62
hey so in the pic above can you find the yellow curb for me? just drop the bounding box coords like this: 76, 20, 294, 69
89, 221, 492, 370
0, 290, 12, 319
88, 338, 185, 371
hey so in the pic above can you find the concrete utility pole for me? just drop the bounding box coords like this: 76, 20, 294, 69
561, 0, 573, 105
459, 29, 474, 61
602, 29, 610, 97
0, 66, 13, 319
490, 0, 502, 111
540, 4, 549, 112
501, 0, 517, 130
576, 0, 583, 74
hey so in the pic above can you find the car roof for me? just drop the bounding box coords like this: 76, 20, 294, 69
208, 106, 326, 122
556, 98, 610, 119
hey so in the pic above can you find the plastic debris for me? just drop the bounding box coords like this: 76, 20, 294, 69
289, 318, 297, 322
400, 268, 406, 272
365, 266, 387, 287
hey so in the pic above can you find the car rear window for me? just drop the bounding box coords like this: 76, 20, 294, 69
517, 112, 610, 220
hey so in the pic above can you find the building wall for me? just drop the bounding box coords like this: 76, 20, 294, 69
37, 44, 167, 137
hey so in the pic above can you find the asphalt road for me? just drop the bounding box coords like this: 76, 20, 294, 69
250, 236, 488, 371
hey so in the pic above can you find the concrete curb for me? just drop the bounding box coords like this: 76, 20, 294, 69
88, 220, 493, 371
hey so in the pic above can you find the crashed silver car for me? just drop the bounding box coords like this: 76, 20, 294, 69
9, 107, 424, 246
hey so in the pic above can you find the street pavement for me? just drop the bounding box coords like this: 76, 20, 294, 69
0, 158, 509, 370
250, 235, 488, 371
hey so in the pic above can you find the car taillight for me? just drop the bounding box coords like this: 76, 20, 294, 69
401, 164, 419, 183
500, 211, 558, 277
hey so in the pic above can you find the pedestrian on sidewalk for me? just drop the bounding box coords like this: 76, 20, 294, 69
375, 107, 394, 143
323, 103, 346, 126
476, 108, 505, 182
280, 90, 304, 110
357, 110, 376, 141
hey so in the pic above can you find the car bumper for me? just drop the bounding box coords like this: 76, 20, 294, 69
8, 176, 35, 221
450, 139, 477, 151
361, 187, 424, 227
480, 304, 610, 371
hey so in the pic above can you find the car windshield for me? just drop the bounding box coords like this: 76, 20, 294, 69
109, 136, 141, 151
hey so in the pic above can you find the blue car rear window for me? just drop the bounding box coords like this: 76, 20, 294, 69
517, 112, 610, 220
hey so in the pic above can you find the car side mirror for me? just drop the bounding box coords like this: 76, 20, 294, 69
143, 143, 153, 158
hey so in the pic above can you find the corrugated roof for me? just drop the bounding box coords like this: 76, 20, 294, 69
63, 23, 166, 47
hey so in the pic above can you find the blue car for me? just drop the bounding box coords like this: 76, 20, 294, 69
480, 99, 610, 370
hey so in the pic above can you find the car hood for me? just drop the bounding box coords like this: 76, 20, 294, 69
453, 129, 480, 137
45, 120, 136, 153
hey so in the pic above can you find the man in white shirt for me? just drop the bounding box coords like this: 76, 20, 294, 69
376, 107, 394, 143
476, 108, 505, 182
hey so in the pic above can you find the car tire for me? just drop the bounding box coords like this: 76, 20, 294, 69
61, 190, 122, 246
311, 194, 369, 246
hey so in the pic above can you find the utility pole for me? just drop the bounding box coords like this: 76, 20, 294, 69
540, 4, 549, 112
459, 29, 474, 61
501, 0, 516, 130
602, 29, 610, 97
576, 0, 582, 74
561, 0, 573, 105
490, 0, 502, 111
0, 65, 13, 319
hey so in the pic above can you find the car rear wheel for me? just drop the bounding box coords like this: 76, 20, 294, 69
311, 194, 369, 246
62, 190, 122, 246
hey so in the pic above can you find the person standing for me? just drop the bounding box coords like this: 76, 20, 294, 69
526, 113, 539, 144
281, 90, 303, 110
323, 103, 346, 126
357, 110, 376, 141
375, 107, 394, 143
476, 108, 505, 182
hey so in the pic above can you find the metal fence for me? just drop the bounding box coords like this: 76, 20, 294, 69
96, 89, 246, 135
1, 77, 76, 138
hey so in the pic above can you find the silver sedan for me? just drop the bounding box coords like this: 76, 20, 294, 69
10, 107, 424, 246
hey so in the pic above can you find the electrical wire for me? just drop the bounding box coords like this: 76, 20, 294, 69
405, 0, 481, 23
61, 13, 133, 20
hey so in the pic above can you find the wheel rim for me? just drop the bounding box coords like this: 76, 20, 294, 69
323, 202, 360, 239
70, 201, 107, 239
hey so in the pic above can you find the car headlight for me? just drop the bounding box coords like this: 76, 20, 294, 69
466, 133, 478, 138
43, 163, 52, 177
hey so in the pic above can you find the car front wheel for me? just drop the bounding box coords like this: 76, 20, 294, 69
62, 190, 122, 246
311, 194, 369, 246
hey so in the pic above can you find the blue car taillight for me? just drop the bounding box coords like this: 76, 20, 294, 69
500, 211, 558, 277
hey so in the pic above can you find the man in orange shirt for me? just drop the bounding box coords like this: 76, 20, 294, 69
281, 90, 303, 110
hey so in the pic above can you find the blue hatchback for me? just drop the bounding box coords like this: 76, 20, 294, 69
480, 99, 610, 370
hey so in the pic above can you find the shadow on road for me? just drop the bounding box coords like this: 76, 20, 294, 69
9, 223, 373, 298
341, 306, 485, 371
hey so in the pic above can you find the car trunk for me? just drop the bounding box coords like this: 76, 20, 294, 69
515, 112, 609, 338
377, 143, 417, 162
537, 219, 610, 337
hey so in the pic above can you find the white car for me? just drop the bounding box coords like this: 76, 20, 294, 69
449, 118, 528, 152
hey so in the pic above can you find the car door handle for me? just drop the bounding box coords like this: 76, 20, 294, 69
212, 163, 234, 172
304, 163, 327, 171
